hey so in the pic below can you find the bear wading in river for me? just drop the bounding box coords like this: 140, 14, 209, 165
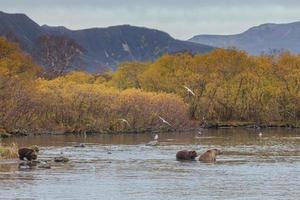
176, 150, 198, 160
198, 149, 221, 163
18, 148, 38, 161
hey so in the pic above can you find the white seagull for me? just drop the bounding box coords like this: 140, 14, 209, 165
158, 116, 172, 127
118, 118, 130, 127
146, 134, 159, 146
183, 86, 196, 96
258, 132, 263, 137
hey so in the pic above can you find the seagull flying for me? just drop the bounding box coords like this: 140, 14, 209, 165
118, 118, 130, 127
183, 86, 195, 96
158, 116, 172, 127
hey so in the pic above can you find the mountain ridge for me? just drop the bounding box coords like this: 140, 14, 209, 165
189, 21, 300, 55
0, 11, 214, 72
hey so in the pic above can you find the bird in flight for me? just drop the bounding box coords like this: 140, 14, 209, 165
158, 116, 172, 127
118, 118, 130, 127
154, 134, 158, 140
183, 86, 195, 96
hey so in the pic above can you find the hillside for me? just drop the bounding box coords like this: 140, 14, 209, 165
0, 11, 213, 72
189, 22, 300, 55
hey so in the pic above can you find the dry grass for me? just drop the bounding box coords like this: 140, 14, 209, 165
0, 143, 19, 160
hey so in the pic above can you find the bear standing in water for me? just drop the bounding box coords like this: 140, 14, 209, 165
199, 149, 221, 163
18, 148, 38, 161
176, 150, 198, 160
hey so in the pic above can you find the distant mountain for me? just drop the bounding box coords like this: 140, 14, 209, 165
41, 24, 214, 72
0, 11, 42, 51
189, 22, 300, 55
0, 11, 214, 72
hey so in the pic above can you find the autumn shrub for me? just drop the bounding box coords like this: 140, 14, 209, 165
0, 74, 192, 133
0, 143, 18, 160
1, 37, 299, 133
111, 49, 300, 123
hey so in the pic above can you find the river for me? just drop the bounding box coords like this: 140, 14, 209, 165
0, 128, 300, 200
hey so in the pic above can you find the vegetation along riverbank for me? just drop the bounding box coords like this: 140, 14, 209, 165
0, 143, 18, 159
0, 37, 299, 138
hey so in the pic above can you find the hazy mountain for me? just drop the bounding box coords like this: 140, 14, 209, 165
0, 11, 213, 72
189, 22, 300, 55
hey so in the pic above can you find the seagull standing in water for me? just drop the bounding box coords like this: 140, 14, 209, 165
255, 124, 262, 137
118, 118, 130, 127
146, 134, 159, 146
158, 116, 172, 127
183, 86, 196, 96
198, 129, 203, 135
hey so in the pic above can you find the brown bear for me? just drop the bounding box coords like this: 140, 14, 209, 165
30, 145, 39, 153
176, 150, 198, 160
18, 148, 38, 161
199, 149, 221, 163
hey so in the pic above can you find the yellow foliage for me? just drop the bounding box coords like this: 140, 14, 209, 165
0, 37, 41, 79
110, 62, 149, 89
0, 37, 299, 132
1, 74, 191, 132
114, 49, 300, 123
0, 143, 18, 160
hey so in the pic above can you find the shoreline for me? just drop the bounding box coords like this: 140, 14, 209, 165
1, 121, 299, 139
202, 121, 300, 129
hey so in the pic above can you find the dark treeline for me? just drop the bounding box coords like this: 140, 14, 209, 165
0, 37, 299, 135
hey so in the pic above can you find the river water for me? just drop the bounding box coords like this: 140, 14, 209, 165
0, 128, 300, 200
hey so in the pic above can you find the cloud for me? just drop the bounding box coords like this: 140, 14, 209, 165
1, 0, 300, 39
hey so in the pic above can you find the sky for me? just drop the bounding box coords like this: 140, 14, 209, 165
2, 0, 300, 40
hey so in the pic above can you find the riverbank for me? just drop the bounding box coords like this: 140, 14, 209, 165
202, 121, 300, 129
1, 121, 299, 139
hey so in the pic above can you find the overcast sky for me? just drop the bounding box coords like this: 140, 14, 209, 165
2, 0, 300, 39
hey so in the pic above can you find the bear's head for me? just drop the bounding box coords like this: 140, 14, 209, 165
30, 145, 39, 153
189, 150, 198, 159
209, 149, 222, 155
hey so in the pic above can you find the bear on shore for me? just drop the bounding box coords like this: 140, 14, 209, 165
198, 149, 221, 163
18, 148, 38, 161
176, 150, 198, 160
